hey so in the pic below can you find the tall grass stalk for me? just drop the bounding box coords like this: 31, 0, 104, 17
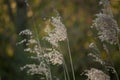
63, 59, 70, 80
63, 67, 67, 80
58, 45, 70, 80
66, 38, 76, 80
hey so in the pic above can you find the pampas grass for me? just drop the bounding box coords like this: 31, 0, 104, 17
17, 0, 120, 80
84, 0, 120, 80
17, 15, 75, 80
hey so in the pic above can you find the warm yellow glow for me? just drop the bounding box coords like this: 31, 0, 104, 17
11, 1, 16, 9
35, 0, 41, 5
6, 45, 14, 57
27, 10, 33, 17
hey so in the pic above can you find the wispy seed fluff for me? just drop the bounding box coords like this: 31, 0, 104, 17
85, 68, 110, 80
18, 29, 63, 65
20, 63, 48, 76
91, 0, 119, 45
44, 49, 63, 65
44, 16, 67, 47
88, 53, 105, 65
18, 29, 64, 77
19, 29, 32, 36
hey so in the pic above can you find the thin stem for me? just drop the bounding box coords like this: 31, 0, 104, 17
63, 67, 67, 80
66, 38, 76, 80
57, 44, 70, 80
63, 59, 70, 80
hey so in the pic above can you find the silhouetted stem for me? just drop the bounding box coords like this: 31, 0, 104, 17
66, 38, 76, 80
63, 59, 70, 80
63, 67, 67, 80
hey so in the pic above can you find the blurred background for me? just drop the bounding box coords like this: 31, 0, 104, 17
0, 0, 120, 80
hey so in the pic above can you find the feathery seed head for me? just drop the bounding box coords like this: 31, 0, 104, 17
19, 29, 32, 36
91, 0, 119, 45
44, 49, 63, 65
85, 68, 110, 80
88, 53, 105, 65
44, 16, 67, 47
93, 12, 119, 44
